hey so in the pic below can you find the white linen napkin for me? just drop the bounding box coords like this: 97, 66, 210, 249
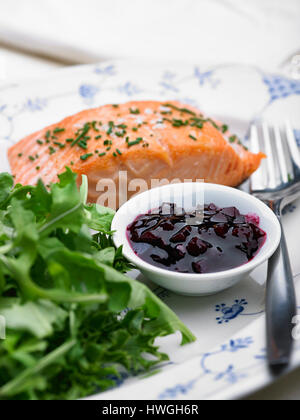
0, 0, 299, 68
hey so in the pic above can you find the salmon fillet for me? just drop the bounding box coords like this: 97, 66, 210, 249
8, 101, 264, 207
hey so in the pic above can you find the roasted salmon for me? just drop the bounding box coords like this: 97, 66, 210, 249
8, 101, 264, 207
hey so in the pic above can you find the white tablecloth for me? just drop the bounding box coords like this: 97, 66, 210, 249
0, 0, 300, 400
0, 0, 300, 72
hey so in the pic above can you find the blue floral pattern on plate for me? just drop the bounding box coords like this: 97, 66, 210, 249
0, 60, 299, 400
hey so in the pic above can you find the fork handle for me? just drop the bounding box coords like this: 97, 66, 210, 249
266, 217, 297, 368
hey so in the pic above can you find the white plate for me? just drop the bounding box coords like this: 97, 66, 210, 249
1, 59, 300, 400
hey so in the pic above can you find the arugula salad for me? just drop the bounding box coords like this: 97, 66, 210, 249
0, 168, 195, 400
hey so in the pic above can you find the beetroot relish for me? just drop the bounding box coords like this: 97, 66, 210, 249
126, 203, 267, 274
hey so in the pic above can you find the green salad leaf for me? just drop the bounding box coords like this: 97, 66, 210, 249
0, 169, 195, 400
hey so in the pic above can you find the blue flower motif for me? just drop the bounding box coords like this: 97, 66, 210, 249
0, 104, 7, 113
228, 337, 253, 352
94, 64, 116, 76
214, 365, 246, 384
25, 98, 48, 112
158, 379, 197, 399
118, 81, 142, 96
254, 348, 267, 360
159, 71, 179, 93
215, 299, 248, 324
79, 84, 99, 99
194, 67, 220, 88
262, 74, 300, 102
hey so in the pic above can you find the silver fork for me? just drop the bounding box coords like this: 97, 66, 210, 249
250, 121, 300, 371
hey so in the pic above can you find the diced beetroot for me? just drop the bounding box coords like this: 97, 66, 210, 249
251, 224, 265, 240
192, 261, 204, 273
232, 226, 252, 239
210, 212, 228, 223
214, 223, 229, 238
221, 206, 240, 218
170, 225, 192, 243
233, 215, 246, 224
161, 220, 175, 231
246, 213, 260, 226
187, 237, 211, 256
127, 202, 266, 274
171, 244, 186, 260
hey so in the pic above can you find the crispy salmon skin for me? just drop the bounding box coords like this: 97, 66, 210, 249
8, 101, 264, 204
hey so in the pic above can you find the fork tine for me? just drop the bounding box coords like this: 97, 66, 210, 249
250, 125, 266, 190
262, 123, 277, 188
285, 120, 300, 169
274, 125, 289, 183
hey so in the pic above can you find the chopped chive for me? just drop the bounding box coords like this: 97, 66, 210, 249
115, 130, 126, 137
127, 138, 142, 147
18, 153, 23, 158
106, 121, 114, 135
163, 103, 196, 116
49, 147, 56, 155
132, 127, 138, 132
112, 104, 119, 108
91, 121, 99, 132
129, 107, 140, 114
53, 141, 65, 149
95, 135, 102, 140
28, 156, 35, 161
71, 123, 90, 147
45, 130, 51, 140
80, 153, 93, 161
53, 127, 65, 134
66, 138, 74, 143
99, 152, 106, 157
36, 166, 40, 170
221, 124, 228, 133
36, 139, 43, 145
229, 135, 237, 143
78, 141, 88, 150
189, 134, 197, 141
116, 148, 122, 155
112, 152, 117, 157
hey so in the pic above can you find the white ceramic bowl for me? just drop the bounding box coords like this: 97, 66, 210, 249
112, 183, 281, 296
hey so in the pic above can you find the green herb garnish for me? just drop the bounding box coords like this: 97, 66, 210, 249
80, 153, 93, 161
129, 108, 140, 115
0, 170, 194, 400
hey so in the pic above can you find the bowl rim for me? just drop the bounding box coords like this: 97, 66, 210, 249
112, 182, 281, 280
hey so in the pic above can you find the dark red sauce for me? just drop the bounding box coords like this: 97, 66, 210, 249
127, 203, 266, 274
